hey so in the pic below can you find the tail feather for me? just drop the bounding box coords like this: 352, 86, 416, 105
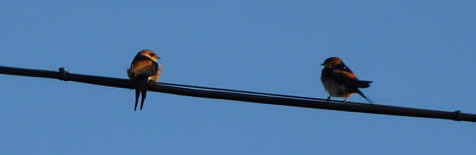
358, 80, 372, 88
140, 89, 147, 110
357, 89, 373, 104
134, 89, 140, 111
133, 78, 148, 111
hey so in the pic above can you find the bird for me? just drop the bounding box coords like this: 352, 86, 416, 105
320, 57, 372, 104
127, 49, 162, 111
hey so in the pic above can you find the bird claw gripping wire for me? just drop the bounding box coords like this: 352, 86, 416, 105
58, 67, 70, 81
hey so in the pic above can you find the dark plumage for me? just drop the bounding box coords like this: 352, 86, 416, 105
321, 57, 372, 103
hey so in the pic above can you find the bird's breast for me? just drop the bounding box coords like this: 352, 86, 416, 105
321, 77, 353, 98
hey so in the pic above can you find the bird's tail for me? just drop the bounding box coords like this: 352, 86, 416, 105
357, 89, 373, 104
133, 78, 148, 111
140, 89, 147, 110
134, 89, 140, 111
357, 80, 372, 88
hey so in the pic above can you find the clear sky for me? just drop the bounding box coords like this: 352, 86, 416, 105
1, 0, 475, 154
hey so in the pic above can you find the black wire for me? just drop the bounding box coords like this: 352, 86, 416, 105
1, 65, 476, 122
158, 82, 330, 102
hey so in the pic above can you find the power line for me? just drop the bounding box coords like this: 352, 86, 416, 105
159, 82, 328, 102
1, 65, 475, 122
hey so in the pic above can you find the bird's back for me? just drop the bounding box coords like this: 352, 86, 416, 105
128, 58, 158, 80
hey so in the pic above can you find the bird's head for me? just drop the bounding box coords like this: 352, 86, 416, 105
139, 49, 160, 62
321, 57, 343, 68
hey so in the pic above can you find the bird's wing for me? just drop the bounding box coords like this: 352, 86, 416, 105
149, 64, 161, 82
331, 69, 360, 87
130, 60, 158, 78
332, 69, 372, 88
336, 63, 353, 73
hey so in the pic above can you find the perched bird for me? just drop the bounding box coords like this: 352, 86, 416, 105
127, 49, 162, 111
320, 57, 372, 104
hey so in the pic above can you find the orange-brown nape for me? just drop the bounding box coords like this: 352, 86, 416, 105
139, 49, 159, 62
321, 57, 343, 68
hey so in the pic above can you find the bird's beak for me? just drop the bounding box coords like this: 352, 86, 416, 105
321, 63, 324, 66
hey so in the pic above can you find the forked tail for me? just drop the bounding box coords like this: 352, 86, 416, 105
357, 89, 373, 104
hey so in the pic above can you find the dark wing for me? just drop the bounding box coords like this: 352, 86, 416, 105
329, 69, 371, 89
132, 61, 158, 79
336, 63, 353, 73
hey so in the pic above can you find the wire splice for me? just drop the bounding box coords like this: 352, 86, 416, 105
453, 110, 463, 121
58, 67, 69, 81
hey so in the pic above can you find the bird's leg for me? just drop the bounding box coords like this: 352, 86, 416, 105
343, 97, 347, 104
327, 96, 331, 101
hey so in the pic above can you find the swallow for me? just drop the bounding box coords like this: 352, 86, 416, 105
127, 49, 162, 111
320, 57, 372, 104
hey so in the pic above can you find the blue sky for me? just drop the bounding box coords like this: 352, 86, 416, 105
1, 0, 475, 154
